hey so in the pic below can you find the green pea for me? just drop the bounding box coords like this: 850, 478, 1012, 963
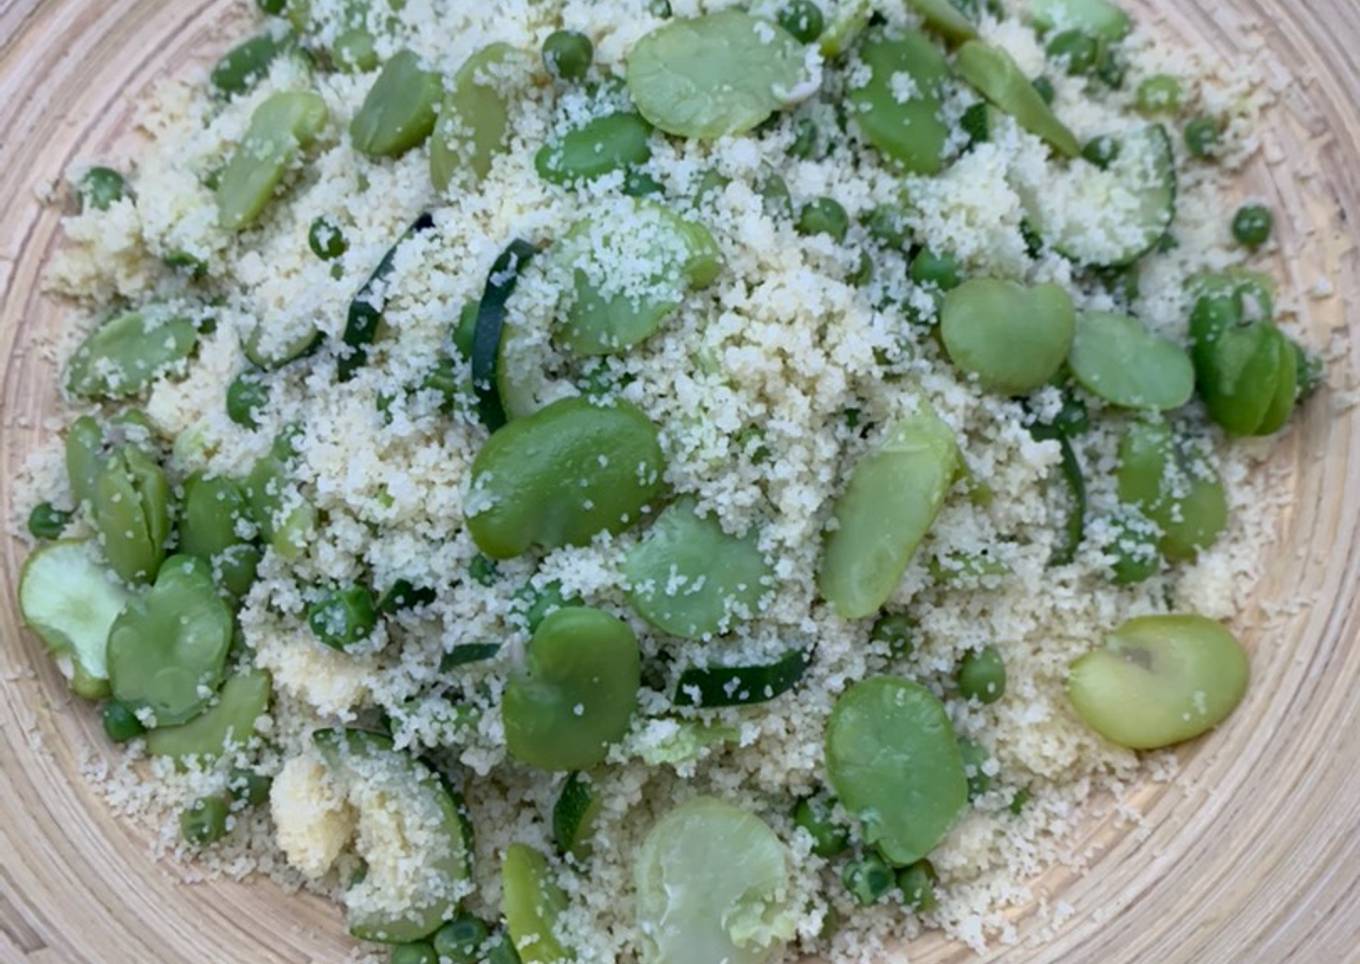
258, 0, 286, 14
503, 606, 640, 770
958, 737, 992, 800
1081, 134, 1120, 169
870, 612, 915, 655
1116, 419, 1227, 562
108, 556, 233, 725
826, 676, 966, 865
818, 411, 959, 619
146, 669, 272, 759
941, 279, 1075, 395
333, 27, 379, 73
843, 851, 894, 905
431, 44, 533, 192
957, 42, 1079, 156
1045, 29, 1098, 75
910, 248, 961, 290
693, 168, 731, 206
469, 553, 499, 586
792, 794, 849, 857
776, 0, 824, 43
1095, 45, 1127, 89
1184, 115, 1221, 159
534, 112, 652, 184
863, 204, 913, 249
27, 502, 72, 541
1068, 310, 1194, 410
390, 944, 437, 964
350, 50, 442, 158
848, 250, 873, 287
181, 795, 229, 845
181, 473, 260, 597
308, 216, 347, 260
307, 584, 378, 650
847, 28, 951, 175
796, 197, 849, 241
217, 91, 329, 231
1008, 788, 1031, 815
226, 371, 269, 429
1232, 204, 1273, 248
626, 10, 807, 140
92, 445, 171, 584
787, 116, 819, 159
1067, 614, 1249, 749
543, 29, 593, 81
102, 700, 146, 743
649, 0, 672, 15
78, 166, 127, 212
433, 913, 491, 963
1136, 74, 1182, 114
66, 308, 200, 400
957, 645, 1006, 704
483, 935, 521, 964
229, 768, 273, 807
1031, 75, 1056, 105
1106, 508, 1160, 585
757, 172, 793, 219
211, 30, 288, 96
898, 859, 939, 912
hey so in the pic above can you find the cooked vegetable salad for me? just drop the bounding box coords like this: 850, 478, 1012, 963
15, 0, 1323, 959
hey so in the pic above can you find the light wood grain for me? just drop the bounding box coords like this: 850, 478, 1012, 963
1, 1, 1358, 962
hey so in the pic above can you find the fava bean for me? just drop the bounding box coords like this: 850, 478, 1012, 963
334, 27, 379, 72
792, 794, 850, 857
65, 415, 105, 507
308, 584, 379, 649
898, 860, 939, 911
535, 112, 652, 184
1029, 0, 1131, 41
146, 670, 272, 759
906, 0, 978, 42
212, 29, 290, 96
502, 845, 573, 962
351, 50, 442, 157
956, 41, 1080, 157
181, 794, 230, 845
431, 44, 533, 192
102, 700, 146, 743
941, 279, 1075, 395
217, 91, 329, 230
1068, 310, 1194, 410
181, 473, 259, 597
1116, 418, 1227, 562
66, 309, 200, 400
847, 29, 951, 175
92, 445, 172, 584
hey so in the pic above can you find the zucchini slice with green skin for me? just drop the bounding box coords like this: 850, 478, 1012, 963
338, 212, 436, 381
1031, 424, 1086, 565
19, 539, 131, 699
146, 670, 272, 760
673, 650, 809, 708
472, 238, 538, 430
439, 642, 502, 670
552, 772, 601, 860
314, 728, 472, 943
1017, 125, 1176, 267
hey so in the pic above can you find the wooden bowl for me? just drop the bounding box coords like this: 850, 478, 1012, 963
2, 1, 1358, 960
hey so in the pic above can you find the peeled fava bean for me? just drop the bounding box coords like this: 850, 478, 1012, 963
350, 50, 443, 158
955, 40, 1080, 157
145, 669, 272, 759
1067, 614, 1249, 749
431, 44, 534, 192
1068, 310, 1194, 411
66, 309, 200, 400
941, 279, 1076, 395
818, 410, 959, 620
180, 473, 260, 597
217, 90, 329, 230
93, 445, 172, 584
502, 844, 574, 963
535, 111, 652, 184
1116, 418, 1227, 562
847, 28, 952, 175
466, 396, 666, 559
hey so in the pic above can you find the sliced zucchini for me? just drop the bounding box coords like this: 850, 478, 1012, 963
146, 670, 272, 760
18, 540, 131, 699
552, 772, 601, 860
314, 728, 472, 943
1030, 425, 1086, 565
1017, 124, 1176, 267
471, 238, 537, 430
439, 643, 502, 670
673, 650, 809, 708
339, 212, 437, 381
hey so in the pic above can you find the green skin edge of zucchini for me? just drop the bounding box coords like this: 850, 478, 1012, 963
673, 649, 810, 707
338, 211, 436, 381
472, 238, 538, 431
1032, 424, 1086, 565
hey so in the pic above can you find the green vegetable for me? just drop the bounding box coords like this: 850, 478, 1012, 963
626, 11, 807, 140
957, 645, 1006, 703
181, 794, 229, 845
674, 650, 808, 708
955, 41, 1080, 158
211, 30, 289, 96
102, 700, 147, 742
440, 643, 501, 669
792, 794, 849, 857
145, 670, 272, 759
27, 502, 71, 540
243, 313, 323, 369
180, 473, 260, 597
843, 851, 894, 904
1232, 204, 1273, 248
941, 279, 1075, 395
623, 497, 770, 640
906, 0, 978, 42
225, 371, 268, 429
471, 238, 537, 428
553, 772, 601, 860
1106, 507, 1160, 584
107, 556, 233, 726
18, 540, 130, 699
825, 676, 967, 866
958, 737, 992, 799
351, 50, 443, 157
78, 166, 127, 211
340, 211, 436, 380
1045, 29, 1098, 75
431, 44, 533, 192
1116, 418, 1227, 561
1136, 74, 1182, 114
466, 396, 665, 559
863, 204, 914, 249
1031, 75, 1056, 105
503, 844, 574, 963
217, 91, 329, 231
818, 411, 959, 619
1030, 425, 1086, 565
65, 415, 105, 507
230, 768, 272, 807
535, 112, 653, 185
777, 0, 825, 43
1068, 310, 1194, 410
847, 29, 952, 175
1184, 115, 1221, 158
309, 216, 348, 260
796, 197, 849, 241
870, 612, 916, 654
502, 607, 641, 771
517, 580, 583, 633
634, 796, 795, 964
1081, 134, 1119, 169
390, 943, 437, 964
898, 859, 939, 911
66, 308, 200, 400
1029, 0, 1131, 41
334, 27, 379, 72
1067, 614, 1249, 749
92, 445, 172, 584
307, 584, 379, 649
243, 426, 311, 555
623, 169, 664, 197
911, 248, 962, 290
543, 30, 594, 81
433, 914, 492, 963
378, 579, 437, 614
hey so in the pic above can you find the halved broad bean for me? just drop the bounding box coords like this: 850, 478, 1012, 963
466, 396, 666, 559
145, 669, 272, 759
1116, 418, 1226, 562
906, 0, 978, 42
1105, 506, 1160, 584
1029, 0, 1132, 42
243, 427, 317, 558
535, 112, 652, 184
502, 844, 574, 963
623, 497, 770, 639
65, 415, 105, 506
181, 473, 260, 597
92, 445, 172, 584
955, 41, 1080, 157
941, 279, 1075, 395
1067, 614, 1249, 749
350, 50, 442, 158
847, 28, 952, 175
211, 29, 291, 96
626, 11, 809, 140
334, 26, 379, 72
825, 675, 967, 866
818, 410, 959, 620
107, 555, 234, 726
431, 44, 534, 192
217, 91, 329, 231
1068, 310, 1194, 410
66, 309, 200, 400
634, 796, 795, 964
502, 606, 640, 771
